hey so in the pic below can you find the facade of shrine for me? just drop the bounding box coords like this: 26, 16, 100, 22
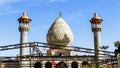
0, 11, 118, 68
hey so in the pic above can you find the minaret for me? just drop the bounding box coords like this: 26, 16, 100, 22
18, 11, 31, 68
90, 12, 103, 68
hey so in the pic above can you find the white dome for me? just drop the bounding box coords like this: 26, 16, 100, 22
46, 16, 73, 46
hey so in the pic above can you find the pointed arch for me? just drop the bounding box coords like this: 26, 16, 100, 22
82, 61, 89, 68
45, 62, 52, 68
71, 61, 78, 68
56, 62, 68, 68
34, 62, 41, 68
82, 61, 88, 65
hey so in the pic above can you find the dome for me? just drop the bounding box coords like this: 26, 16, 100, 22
18, 11, 31, 23
90, 12, 103, 24
46, 14, 73, 46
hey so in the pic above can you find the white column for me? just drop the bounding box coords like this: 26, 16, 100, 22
94, 31, 101, 67
20, 32, 28, 56
78, 62, 81, 68
94, 31, 101, 56
42, 61, 45, 68
68, 62, 71, 68
20, 31, 29, 68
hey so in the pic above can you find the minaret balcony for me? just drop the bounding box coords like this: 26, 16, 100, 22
92, 28, 102, 32
19, 27, 30, 32
91, 24, 102, 29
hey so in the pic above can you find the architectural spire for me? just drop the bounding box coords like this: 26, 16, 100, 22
23, 11, 27, 17
18, 11, 31, 68
22, 11, 29, 18
94, 12, 98, 17
90, 12, 103, 68
90, 12, 103, 24
18, 11, 31, 23
59, 11, 62, 17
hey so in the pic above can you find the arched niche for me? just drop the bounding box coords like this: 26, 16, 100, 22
71, 61, 78, 68
34, 62, 41, 68
82, 61, 88, 65
56, 62, 68, 68
45, 62, 52, 68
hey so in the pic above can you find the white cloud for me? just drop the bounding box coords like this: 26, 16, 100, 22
67, 10, 85, 22
0, 0, 21, 5
49, 0, 68, 2
0, 0, 22, 15
0, 10, 19, 15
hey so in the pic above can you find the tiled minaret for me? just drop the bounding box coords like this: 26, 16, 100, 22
90, 12, 103, 68
18, 11, 31, 68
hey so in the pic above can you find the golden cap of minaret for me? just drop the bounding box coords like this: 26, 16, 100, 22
18, 11, 31, 23
90, 12, 103, 24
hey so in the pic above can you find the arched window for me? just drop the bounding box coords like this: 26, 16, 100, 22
71, 62, 78, 68
34, 62, 41, 68
45, 62, 52, 68
56, 62, 68, 68
82, 61, 89, 68
82, 61, 88, 65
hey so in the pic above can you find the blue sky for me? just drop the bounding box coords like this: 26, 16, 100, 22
0, 0, 120, 56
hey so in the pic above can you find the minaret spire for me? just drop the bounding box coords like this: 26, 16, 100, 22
59, 11, 62, 17
90, 12, 103, 68
94, 12, 97, 17
23, 11, 26, 17
90, 11, 103, 24
18, 11, 31, 68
